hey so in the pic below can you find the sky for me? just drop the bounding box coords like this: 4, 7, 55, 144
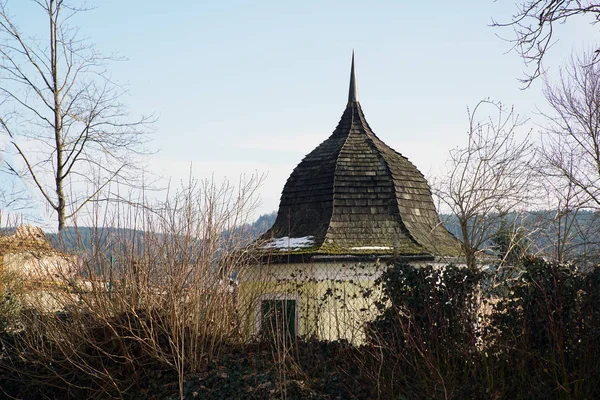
2, 0, 600, 228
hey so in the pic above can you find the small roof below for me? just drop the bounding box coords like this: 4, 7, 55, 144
0, 225, 53, 255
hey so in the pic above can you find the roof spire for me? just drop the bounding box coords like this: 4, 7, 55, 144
348, 51, 358, 104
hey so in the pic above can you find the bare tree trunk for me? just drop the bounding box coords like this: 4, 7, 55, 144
50, 0, 65, 231
459, 218, 476, 269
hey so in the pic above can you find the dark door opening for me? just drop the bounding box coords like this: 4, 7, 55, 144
261, 299, 297, 339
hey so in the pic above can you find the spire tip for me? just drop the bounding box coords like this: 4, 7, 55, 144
348, 52, 358, 104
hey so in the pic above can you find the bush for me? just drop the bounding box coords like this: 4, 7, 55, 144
366, 263, 483, 399
489, 259, 600, 399
0, 272, 23, 333
0, 176, 264, 400
364, 260, 600, 399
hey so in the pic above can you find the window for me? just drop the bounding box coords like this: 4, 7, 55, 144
256, 295, 299, 339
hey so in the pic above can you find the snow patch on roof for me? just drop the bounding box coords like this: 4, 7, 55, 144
263, 236, 315, 251
349, 246, 392, 251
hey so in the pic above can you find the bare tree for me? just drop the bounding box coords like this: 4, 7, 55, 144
531, 177, 600, 267
434, 100, 536, 268
541, 51, 600, 208
492, 1, 600, 86
540, 177, 586, 263
531, 51, 600, 266
0, 0, 152, 231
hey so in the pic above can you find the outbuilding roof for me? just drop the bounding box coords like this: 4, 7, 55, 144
260, 54, 460, 261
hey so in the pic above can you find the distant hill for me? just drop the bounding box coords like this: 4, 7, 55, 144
221, 211, 277, 245
40, 212, 278, 255
11, 209, 597, 266
441, 210, 600, 265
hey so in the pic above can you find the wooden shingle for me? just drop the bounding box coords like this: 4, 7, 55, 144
261, 55, 460, 259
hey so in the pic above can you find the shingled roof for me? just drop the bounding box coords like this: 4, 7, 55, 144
260, 54, 460, 260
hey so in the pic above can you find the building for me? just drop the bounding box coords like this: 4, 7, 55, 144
0, 225, 78, 283
0, 225, 80, 311
239, 54, 461, 343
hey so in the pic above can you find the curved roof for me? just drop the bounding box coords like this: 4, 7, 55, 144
261, 55, 460, 259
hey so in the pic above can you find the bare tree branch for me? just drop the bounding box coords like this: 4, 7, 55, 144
0, 0, 154, 231
433, 99, 537, 268
492, 1, 600, 87
540, 51, 600, 208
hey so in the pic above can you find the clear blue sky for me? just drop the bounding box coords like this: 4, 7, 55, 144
2, 1, 599, 226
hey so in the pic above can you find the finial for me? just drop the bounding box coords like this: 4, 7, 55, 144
348, 51, 358, 104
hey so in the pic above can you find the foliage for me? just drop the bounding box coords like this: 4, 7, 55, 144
443, 209, 600, 267
3, 250, 600, 399
1, 325, 371, 400
0, 272, 23, 334
366, 263, 483, 399
1, 310, 175, 399
363, 260, 600, 399
0, 290, 21, 334
0, 175, 264, 400
488, 259, 600, 399
172, 340, 373, 400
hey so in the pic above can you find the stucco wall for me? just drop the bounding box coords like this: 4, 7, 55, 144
238, 262, 385, 344
2, 252, 79, 283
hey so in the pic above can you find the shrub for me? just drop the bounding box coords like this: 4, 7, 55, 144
366, 263, 483, 399
489, 259, 600, 399
0, 272, 23, 333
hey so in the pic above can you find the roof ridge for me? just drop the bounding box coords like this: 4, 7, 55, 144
322, 103, 357, 248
